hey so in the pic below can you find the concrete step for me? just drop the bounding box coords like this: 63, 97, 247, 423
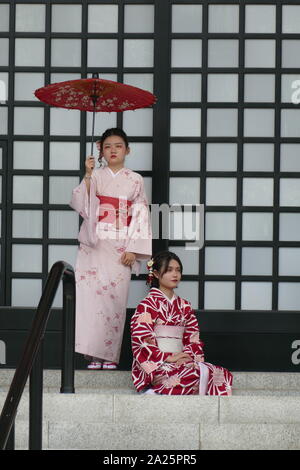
1, 369, 300, 392
1, 391, 300, 450
1, 370, 300, 450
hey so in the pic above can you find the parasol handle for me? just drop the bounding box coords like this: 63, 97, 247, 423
90, 73, 99, 156
91, 104, 96, 156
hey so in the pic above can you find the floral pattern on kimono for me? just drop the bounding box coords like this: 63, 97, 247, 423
70, 166, 152, 363
131, 288, 233, 395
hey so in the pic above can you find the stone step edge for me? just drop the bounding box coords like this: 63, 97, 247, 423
0, 370, 300, 389
10, 422, 300, 451
1, 370, 300, 390
1, 386, 299, 393
1, 387, 299, 394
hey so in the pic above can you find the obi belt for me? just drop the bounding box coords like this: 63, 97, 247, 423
154, 325, 185, 353
96, 195, 132, 227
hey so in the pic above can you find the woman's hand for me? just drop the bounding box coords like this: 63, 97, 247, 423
165, 352, 192, 364
85, 156, 95, 175
175, 355, 193, 366
121, 251, 136, 267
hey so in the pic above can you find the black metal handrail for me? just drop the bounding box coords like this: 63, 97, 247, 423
0, 261, 76, 450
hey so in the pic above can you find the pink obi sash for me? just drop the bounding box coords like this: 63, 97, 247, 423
96, 195, 132, 226
154, 325, 185, 353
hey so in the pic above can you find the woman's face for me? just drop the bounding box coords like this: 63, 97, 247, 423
101, 135, 129, 166
154, 259, 182, 290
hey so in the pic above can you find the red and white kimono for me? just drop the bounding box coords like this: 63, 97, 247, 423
131, 287, 233, 395
70, 166, 152, 363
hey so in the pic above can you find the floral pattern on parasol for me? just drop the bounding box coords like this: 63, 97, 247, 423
34, 78, 156, 113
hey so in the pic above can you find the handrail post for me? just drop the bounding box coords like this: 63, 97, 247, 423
29, 344, 43, 450
0, 261, 75, 450
60, 270, 76, 394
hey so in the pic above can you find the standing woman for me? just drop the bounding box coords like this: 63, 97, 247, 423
70, 128, 152, 370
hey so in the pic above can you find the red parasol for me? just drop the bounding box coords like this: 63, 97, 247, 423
34, 73, 156, 154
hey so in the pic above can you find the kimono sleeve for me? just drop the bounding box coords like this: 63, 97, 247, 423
126, 175, 152, 261
182, 301, 205, 362
69, 172, 96, 219
131, 302, 170, 376
69, 172, 99, 247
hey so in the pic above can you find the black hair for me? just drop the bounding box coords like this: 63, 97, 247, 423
149, 251, 183, 288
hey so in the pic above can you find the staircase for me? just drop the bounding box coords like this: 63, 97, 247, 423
1, 370, 300, 450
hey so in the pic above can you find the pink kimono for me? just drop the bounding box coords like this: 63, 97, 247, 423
70, 166, 152, 363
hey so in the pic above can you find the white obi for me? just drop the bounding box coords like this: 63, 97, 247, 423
154, 325, 185, 353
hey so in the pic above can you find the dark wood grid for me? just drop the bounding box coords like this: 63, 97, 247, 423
0, 0, 300, 370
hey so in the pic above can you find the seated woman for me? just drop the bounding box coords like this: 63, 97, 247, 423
130, 251, 233, 395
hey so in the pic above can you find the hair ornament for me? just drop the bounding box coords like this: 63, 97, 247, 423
146, 258, 154, 285
96, 140, 104, 167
